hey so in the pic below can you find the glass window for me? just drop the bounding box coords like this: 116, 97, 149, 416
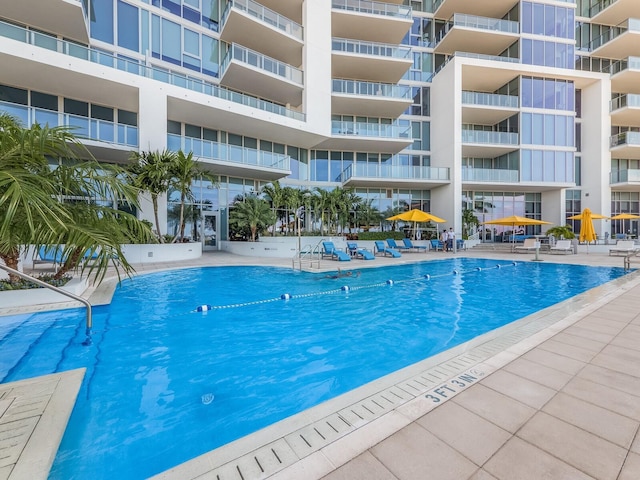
533, 78, 544, 108
533, 3, 544, 35
202, 35, 218, 77
64, 98, 89, 116
31, 91, 58, 111
533, 40, 544, 67
522, 113, 531, 144
91, 104, 113, 121
167, 120, 181, 134
152, 14, 161, 59
183, 28, 199, 56
162, 18, 181, 65
90, 0, 114, 44
544, 114, 554, 145
521, 77, 532, 108
532, 113, 543, 144
0, 84, 27, 104
117, 1, 139, 52
522, 2, 532, 34
162, 0, 180, 16
118, 109, 137, 126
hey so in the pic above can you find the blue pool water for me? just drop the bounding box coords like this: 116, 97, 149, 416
0, 259, 628, 479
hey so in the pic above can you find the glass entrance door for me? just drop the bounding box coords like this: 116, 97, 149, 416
202, 212, 217, 251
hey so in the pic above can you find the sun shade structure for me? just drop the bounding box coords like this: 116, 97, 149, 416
386, 209, 446, 240
609, 213, 640, 238
481, 215, 552, 252
567, 208, 608, 251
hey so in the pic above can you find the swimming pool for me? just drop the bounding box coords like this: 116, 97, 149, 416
0, 259, 628, 479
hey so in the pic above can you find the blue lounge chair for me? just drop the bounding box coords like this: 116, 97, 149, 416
347, 242, 375, 260
34, 245, 67, 271
430, 239, 444, 251
322, 241, 351, 262
386, 238, 411, 252
402, 238, 428, 252
374, 240, 401, 258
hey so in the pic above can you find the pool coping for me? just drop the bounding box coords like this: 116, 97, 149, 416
150, 268, 640, 480
0, 369, 85, 480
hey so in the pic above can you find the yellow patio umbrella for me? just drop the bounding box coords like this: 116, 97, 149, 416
481, 215, 552, 252
386, 208, 446, 240
610, 213, 640, 238
567, 208, 608, 244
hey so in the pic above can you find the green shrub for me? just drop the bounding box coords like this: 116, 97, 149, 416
0, 274, 72, 291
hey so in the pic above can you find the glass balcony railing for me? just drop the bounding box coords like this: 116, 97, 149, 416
221, 0, 303, 40
337, 163, 450, 183
0, 19, 305, 122
462, 91, 519, 108
590, 0, 620, 17
610, 131, 640, 148
461, 167, 519, 183
220, 44, 303, 84
591, 18, 640, 51
332, 79, 411, 99
609, 56, 640, 75
331, 0, 412, 19
455, 51, 520, 63
167, 134, 290, 170
332, 38, 412, 59
610, 169, 640, 183
434, 13, 519, 46
331, 121, 412, 139
610, 94, 640, 111
462, 129, 519, 145
0, 100, 138, 147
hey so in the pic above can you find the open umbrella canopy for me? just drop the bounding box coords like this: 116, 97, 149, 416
386, 209, 446, 223
567, 210, 608, 220
481, 215, 551, 227
610, 213, 640, 220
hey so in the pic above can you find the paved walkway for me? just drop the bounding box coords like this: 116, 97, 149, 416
2, 248, 640, 479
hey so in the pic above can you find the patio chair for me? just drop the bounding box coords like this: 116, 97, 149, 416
402, 238, 428, 252
430, 239, 444, 251
33, 245, 67, 272
514, 238, 538, 253
346, 242, 375, 260
321, 241, 351, 262
386, 238, 411, 252
609, 240, 638, 256
374, 240, 402, 258
550, 240, 573, 254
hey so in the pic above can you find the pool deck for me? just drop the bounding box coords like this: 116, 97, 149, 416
2, 249, 640, 479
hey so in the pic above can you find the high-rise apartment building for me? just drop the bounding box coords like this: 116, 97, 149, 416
0, 0, 637, 246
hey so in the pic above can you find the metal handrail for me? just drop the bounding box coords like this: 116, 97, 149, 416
0, 264, 93, 345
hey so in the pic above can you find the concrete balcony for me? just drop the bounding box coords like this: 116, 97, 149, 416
610, 94, 640, 127
461, 167, 520, 189
167, 134, 291, 181
0, 19, 305, 123
0, 0, 88, 43
461, 91, 519, 124
590, 0, 640, 27
220, 0, 303, 66
611, 57, 640, 95
433, 14, 519, 56
338, 163, 450, 188
461, 129, 519, 157
331, 79, 412, 117
433, 0, 518, 21
610, 131, 640, 159
332, 38, 412, 83
331, 0, 412, 44
219, 44, 303, 107
610, 168, 640, 191
591, 18, 640, 59
314, 121, 412, 153
0, 100, 137, 163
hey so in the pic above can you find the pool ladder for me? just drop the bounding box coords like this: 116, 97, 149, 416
292, 240, 323, 270
0, 264, 93, 345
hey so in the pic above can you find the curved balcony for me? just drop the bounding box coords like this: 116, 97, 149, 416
220, 0, 303, 66
332, 79, 412, 117
591, 18, 640, 59
332, 38, 412, 83
610, 94, 640, 127
167, 134, 290, 181
610, 131, 640, 159
0, 19, 305, 122
462, 128, 519, 157
462, 91, 519, 124
610, 169, 640, 191
590, 0, 640, 28
0, 100, 137, 162
220, 44, 303, 107
610, 57, 640, 95
338, 163, 450, 188
331, 0, 412, 44
433, 14, 519, 56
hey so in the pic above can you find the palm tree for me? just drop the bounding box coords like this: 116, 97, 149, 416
313, 187, 333, 235
357, 199, 382, 231
261, 180, 286, 236
0, 113, 150, 284
170, 150, 217, 242
229, 194, 275, 242
128, 149, 177, 242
